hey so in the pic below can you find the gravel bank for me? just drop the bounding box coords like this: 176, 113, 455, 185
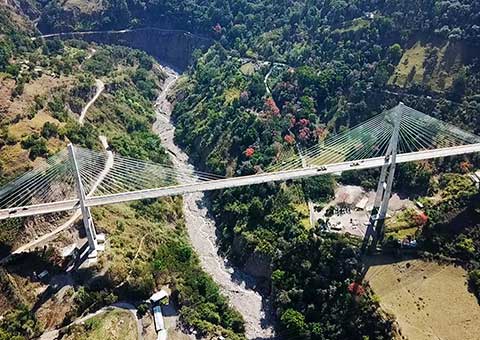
152, 66, 275, 339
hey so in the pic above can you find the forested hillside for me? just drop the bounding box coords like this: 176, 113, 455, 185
168, 1, 480, 337
3, 0, 480, 339
0, 4, 244, 339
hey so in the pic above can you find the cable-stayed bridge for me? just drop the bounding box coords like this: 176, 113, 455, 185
1, 103, 480, 254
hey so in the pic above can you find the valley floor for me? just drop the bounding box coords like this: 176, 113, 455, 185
153, 67, 275, 338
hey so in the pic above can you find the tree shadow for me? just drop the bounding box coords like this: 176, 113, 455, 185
467, 279, 480, 305
0, 242, 13, 260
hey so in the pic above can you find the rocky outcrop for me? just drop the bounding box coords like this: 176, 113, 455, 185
41, 28, 213, 70
232, 232, 273, 280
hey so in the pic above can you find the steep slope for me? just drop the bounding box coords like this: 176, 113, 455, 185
0, 5, 245, 340
6, 1, 480, 339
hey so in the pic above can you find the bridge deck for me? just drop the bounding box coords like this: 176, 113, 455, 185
1, 143, 480, 220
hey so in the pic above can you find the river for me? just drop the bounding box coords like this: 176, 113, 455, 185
152, 66, 274, 339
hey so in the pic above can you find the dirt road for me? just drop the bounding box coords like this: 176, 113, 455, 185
79, 79, 104, 125
39, 302, 142, 340
0, 74, 109, 263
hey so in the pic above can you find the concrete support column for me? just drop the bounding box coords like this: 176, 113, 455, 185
363, 103, 403, 252
67, 144, 98, 254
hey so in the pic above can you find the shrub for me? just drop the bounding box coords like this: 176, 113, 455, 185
21, 134, 49, 160
41, 122, 59, 138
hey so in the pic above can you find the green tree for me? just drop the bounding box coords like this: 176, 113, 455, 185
468, 269, 480, 299
280, 309, 307, 336
0, 43, 10, 71
41, 122, 59, 138
302, 175, 335, 202
387, 43, 402, 63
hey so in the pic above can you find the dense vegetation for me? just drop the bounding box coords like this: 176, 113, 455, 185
0, 305, 40, 340
0, 5, 244, 338
3, 0, 480, 338
167, 1, 480, 338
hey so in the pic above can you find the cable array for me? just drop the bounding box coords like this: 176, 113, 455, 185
269, 104, 480, 171
1, 103, 479, 210
0, 150, 76, 210
74, 147, 225, 198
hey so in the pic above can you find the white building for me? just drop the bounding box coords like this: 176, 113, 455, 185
150, 290, 168, 304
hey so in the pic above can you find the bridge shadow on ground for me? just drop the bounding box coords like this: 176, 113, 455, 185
0, 250, 67, 312
361, 251, 419, 276
0, 243, 13, 260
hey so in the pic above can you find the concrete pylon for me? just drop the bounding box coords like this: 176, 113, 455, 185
362, 103, 403, 252
67, 144, 98, 255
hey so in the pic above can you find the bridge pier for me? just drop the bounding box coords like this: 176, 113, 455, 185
68, 144, 104, 256
362, 103, 403, 252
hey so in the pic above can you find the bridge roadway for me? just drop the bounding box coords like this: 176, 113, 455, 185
1, 143, 480, 220
32, 27, 213, 42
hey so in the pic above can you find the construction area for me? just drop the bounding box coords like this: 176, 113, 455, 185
314, 185, 415, 238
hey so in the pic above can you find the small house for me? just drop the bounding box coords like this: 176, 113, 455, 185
150, 290, 168, 304
355, 197, 369, 211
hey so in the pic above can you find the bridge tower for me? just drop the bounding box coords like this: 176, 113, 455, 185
362, 103, 403, 252
68, 144, 103, 257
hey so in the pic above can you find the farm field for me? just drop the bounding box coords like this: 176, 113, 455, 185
365, 257, 480, 340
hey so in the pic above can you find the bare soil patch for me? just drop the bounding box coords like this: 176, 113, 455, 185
315, 185, 414, 237
59, 309, 137, 340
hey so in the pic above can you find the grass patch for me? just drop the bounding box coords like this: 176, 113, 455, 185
240, 63, 255, 76
366, 258, 480, 340
0, 143, 31, 177
293, 203, 311, 229
385, 207, 423, 238
224, 87, 241, 105
63, 0, 105, 14
389, 40, 465, 92
386, 227, 418, 240
59, 309, 137, 340
388, 41, 427, 87
334, 18, 370, 34
8, 111, 62, 139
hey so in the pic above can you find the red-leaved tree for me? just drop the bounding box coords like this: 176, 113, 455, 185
265, 98, 280, 116
284, 134, 295, 145
414, 212, 428, 226
245, 147, 255, 157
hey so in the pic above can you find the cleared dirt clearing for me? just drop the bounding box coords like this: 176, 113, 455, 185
365, 257, 480, 340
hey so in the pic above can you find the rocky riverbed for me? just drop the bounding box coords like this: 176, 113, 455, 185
152, 66, 275, 339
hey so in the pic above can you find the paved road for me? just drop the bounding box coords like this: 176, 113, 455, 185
81, 142, 480, 209
33, 27, 212, 43
2, 142, 480, 220
264, 65, 274, 95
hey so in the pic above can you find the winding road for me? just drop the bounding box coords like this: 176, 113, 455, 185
2, 34, 276, 338
0, 68, 109, 263
79, 79, 104, 125
34, 27, 212, 43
